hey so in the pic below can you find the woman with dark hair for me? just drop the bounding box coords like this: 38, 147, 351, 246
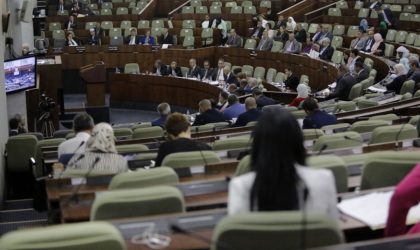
228, 108, 338, 218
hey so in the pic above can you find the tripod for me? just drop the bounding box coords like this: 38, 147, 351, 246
38, 112, 55, 138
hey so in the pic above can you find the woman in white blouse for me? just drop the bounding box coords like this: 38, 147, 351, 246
228, 108, 338, 220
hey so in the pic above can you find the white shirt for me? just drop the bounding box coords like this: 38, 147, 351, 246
228, 166, 339, 220
202, 20, 210, 28
57, 131, 90, 158
216, 68, 224, 81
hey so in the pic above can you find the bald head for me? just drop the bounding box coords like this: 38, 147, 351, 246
198, 99, 212, 113
245, 97, 257, 110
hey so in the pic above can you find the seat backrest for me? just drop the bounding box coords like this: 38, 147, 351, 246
49, 22, 61, 31
230, 6, 243, 13
180, 28, 193, 37
110, 36, 123, 46
369, 113, 398, 121
244, 38, 256, 49
358, 8, 369, 18
347, 26, 359, 37
34, 138, 65, 178
195, 6, 208, 13
183, 36, 195, 48
109, 28, 122, 37
266, 68, 277, 82
336, 1, 348, 8
332, 25, 345, 36
303, 129, 325, 141
405, 32, 416, 45
115, 143, 148, 155
361, 151, 420, 190
385, 29, 397, 41
369, 124, 417, 144
253, 66, 266, 79
109, 167, 179, 189
210, 5, 222, 14
85, 22, 98, 30
349, 120, 389, 133
212, 136, 252, 151
399, 12, 412, 21
91, 186, 185, 220
348, 83, 362, 100
182, 6, 194, 13
116, 7, 128, 15
328, 8, 342, 16
211, 212, 343, 250
151, 20, 164, 28
161, 151, 221, 168
243, 6, 256, 14
101, 21, 113, 29
52, 30, 65, 39
100, 8, 112, 15
182, 19, 196, 29
132, 126, 163, 139
6, 135, 38, 173
331, 50, 343, 64
0, 221, 127, 250
400, 80, 415, 95
275, 72, 286, 82
242, 65, 254, 76
307, 154, 348, 192
312, 131, 363, 151
403, 4, 416, 12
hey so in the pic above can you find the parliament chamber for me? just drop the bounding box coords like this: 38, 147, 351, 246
2, 0, 420, 249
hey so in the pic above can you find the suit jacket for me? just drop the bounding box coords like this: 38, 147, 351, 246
273, 20, 287, 30
256, 95, 276, 108
151, 115, 167, 127
282, 39, 300, 54
192, 109, 226, 126
319, 32, 333, 42
139, 36, 155, 45
125, 35, 140, 45
153, 65, 169, 76
233, 109, 261, 127
159, 33, 174, 45
169, 67, 183, 77
362, 37, 375, 52
295, 29, 307, 43
355, 67, 370, 83
284, 75, 300, 91
387, 75, 407, 94
350, 37, 367, 50
312, 32, 324, 43
303, 110, 337, 129
379, 8, 398, 28
251, 27, 264, 38
328, 73, 357, 101
319, 45, 334, 61
187, 66, 201, 78
224, 73, 239, 85
201, 68, 215, 80
64, 20, 77, 30
86, 35, 100, 45
256, 38, 273, 51
226, 35, 242, 48
213, 68, 225, 81
274, 32, 288, 43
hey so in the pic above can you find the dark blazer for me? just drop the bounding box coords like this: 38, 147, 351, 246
319, 45, 334, 61
233, 109, 261, 127
362, 37, 374, 52
192, 109, 225, 126
312, 32, 324, 43
295, 29, 307, 43
86, 35, 100, 45
355, 67, 370, 83
387, 75, 408, 94
159, 33, 174, 45
379, 8, 398, 28
274, 32, 288, 44
226, 35, 242, 48
303, 110, 337, 129
153, 65, 169, 76
151, 115, 168, 128
201, 68, 215, 80
327, 73, 357, 101
256, 95, 276, 108
371, 42, 385, 56
64, 20, 77, 30
224, 73, 239, 85
169, 66, 183, 77
212, 68, 225, 81
274, 20, 287, 30
125, 35, 140, 45
284, 74, 300, 91
155, 138, 211, 167
251, 27, 264, 38
187, 66, 201, 78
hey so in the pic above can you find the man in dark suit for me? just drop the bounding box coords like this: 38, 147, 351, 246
251, 21, 264, 39
151, 103, 171, 127
252, 89, 276, 109
327, 65, 357, 101
187, 58, 201, 78
193, 99, 225, 126
273, 15, 287, 29
375, 3, 398, 29
64, 15, 77, 31
362, 30, 375, 53
294, 23, 307, 44
224, 66, 238, 85
225, 29, 242, 48
302, 98, 337, 129
318, 25, 333, 43
153, 59, 168, 76
256, 31, 273, 51
125, 28, 139, 45
312, 25, 324, 44
233, 97, 261, 127
319, 38, 334, 61
159, 28, 174, 45
213, 58, 226, 81
168, 61, 183, 77
284, 68, 300, 91
354, 60, 370, 83
86, 28, 100, 45
201, 60, 214, 81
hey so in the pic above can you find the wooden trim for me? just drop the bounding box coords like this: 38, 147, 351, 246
168, 0, 191, 16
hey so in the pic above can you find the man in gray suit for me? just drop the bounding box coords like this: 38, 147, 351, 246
225, 29, 242, 48
256, 31, 273, 51
350, 30, 367, 50
282, 33, 300, 54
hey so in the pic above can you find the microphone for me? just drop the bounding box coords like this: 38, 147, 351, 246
62, 156, 101, 205
317, 144, 328, 155
343, 135, 363, 144
394, 122, 408, 150
170, 224, 231, 250
36, 174, 53, 181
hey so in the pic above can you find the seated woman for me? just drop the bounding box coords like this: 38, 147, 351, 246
155, 112, 211, 166
65, 123, 128, 174
386, 63, 408, 94
228, 108, 338, 219
289, 84, 309, 107
370, 33, 385, 56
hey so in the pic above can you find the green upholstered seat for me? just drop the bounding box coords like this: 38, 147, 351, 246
124, 63, 140, 74
131, 122, 152, 130
33, 138, 65, 178
0, 221, 126, 250
349, 120, 389, 133
321, 123, 350, 133
108, 167, 179, 189
6, 135, 38, 173
303, 129, 325, 141
115, 143, 149, 155
212, 136, 252, 151
333, 101, 356, 113
361, 151, 420, 190
234, 155, 251, 177
312, 131, 363, 151
369, 113, 398, 121
113, 128, 133, 139
357, 99, 379, 109
61, 169, 116, 178
161, 151, 220, 168
211, 212, 343, 250
307, 154, 348, 193
91, 186, 184, 220
369, 124, 417, 144
132, 126, 164, 139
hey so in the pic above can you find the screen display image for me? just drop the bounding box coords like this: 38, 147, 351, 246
4, 56, 36, 94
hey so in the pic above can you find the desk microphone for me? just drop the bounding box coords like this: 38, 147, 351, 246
343, 135, 363, 144
394, 122, 408, 150
62, 156, 101, 206
317, 144, 328, 155
170, 224, 231, 250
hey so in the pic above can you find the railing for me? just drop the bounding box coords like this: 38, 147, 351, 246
168, 0, 191, 16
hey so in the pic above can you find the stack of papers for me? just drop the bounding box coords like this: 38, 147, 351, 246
338, 191, 420, 230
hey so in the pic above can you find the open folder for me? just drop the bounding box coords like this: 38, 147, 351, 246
338, 191, 420, 230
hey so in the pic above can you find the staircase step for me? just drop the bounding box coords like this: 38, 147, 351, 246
0, 209, 47, 223
3, 199, 33, 211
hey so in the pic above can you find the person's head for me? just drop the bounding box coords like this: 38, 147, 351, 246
219, 91, 229, 103
89, 28, 95, 36
59, 0, 64, 4
321, 37, 330, 47
367, 29, 375, 38
205, 14, 210, 21
356, 30, 363, 38
257, 21, 262, 27
67, 33, 73, 40
350, 49, 359, 58
229, 29, 236, 36
305, 36, 312, 45
279, 26, 285, 33
73, 113, 94, 133
355, 61, 364, 72
86, 123, 117, 153
322, 25, 329, 33
217, 58, 225, 69
244, 97, 257, 111
170, 61, 178, 69
287, 17, 293, 23
14, 114, 25, 128
223, 65, 231, 75
227, 94, 239, 106
203, 60, 210, 70
145, 30, 151, 37
338, 65, 350, 77
239, 79, 248, 88
130, 28, 136, 36
9, 118, 19, 130
198, 99, 212, 113
162, 28, 168, 35
409, 57, 420, 69
189, 58, 196, 68
296, 83, 309, 98
236, 72, 247, 80
165, 112, 191, 139
278, 15, 284, 21
154, 59, 163, 68
248, 77, 258, 88
374, 33, 383, 42
284, 68, 292, 77
396, 46, 409, 59
301, 97, 319, 114
69, 15, 74, 22
227, 84, 237, 94
157, 102, 171, 116
296, 23, 302, 31
22, 43, 30, 55
315, 25, 321, 33
252, 88, 263, 98
250, 108, 305, 211
288, 33, 295, 41
262, 30, 268, 38
394, 63, 407, 76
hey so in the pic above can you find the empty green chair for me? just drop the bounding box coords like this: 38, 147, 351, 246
235, 155, 251, 176
390, 4, 401, 11
291, 110, 306, 119
270, 41, 283, 52
132, 126, 163, 139
303, 129, 325, 141
405, 33, 417, 45
241, 0, 252, 7
349, 120, 389, 133
6, 135, 38, 173
321, 123, 350, 134
151, 20, 164, 28
332, 25, 345, 36
384, 43, 394, 57
124, 63, 140, 74
102, 2, 113, 8
225, 1, 237, 7
211, 212, 343, 250
400, 12, 412, 21
242, 65, 254, 76
195, 6, 208, 13
357, 99, 379, 109
88, 3, 98, 9
307, 155, 348, 193
190, 0, 202, 6
85, 22, 98, 30
369, 113, 398, 121
100, 8, 112, 15
116, 7, 128, 15
403, 5, 416, 12
120, 20, 131, 29
49, 22, 61, 31
409, 115, 419, 126
230, 6, 242, 13
369, 124, 417, 144
348, 83, 362, 100
212, 136, 252, 151
137, 20, 150, 29
210, 5, 222, 14
265, 68, 277, 82
91, 186, 185, 220
401, 92, 412, 100
109, 36, 123, 46
182, 20, 196, 29
183, 36, 195, 49
109, 167, 179, 190
360, 151, 420, 190
180, 28, 193, 37
415, 34, 420, 47
101, 21, 113, 30
131, 123, 151, 130
253, 66, 266, 79
181, 6, 194, 13
358, 8, 369, 18
0, 221, 126, 250
400, 80, 415, 95
244, 38, 256, 49
312, 131, 363, 152
395, 31, 408, 44
354, 1, 363, 9
328, 8, 342, 16
275, 72, 286, 82
201, 28, 214, 45
161, 151, 221, 168
334, 101, 356, 113
308, 23, 319, 34
347, 26, 359, 37
115, 144, 148, 155
336, 1, 348, 8
244, 6, 256, 14
52, 30, 65, 39
33, 138, 65, 178
385, 29, 397, 42
109, 28, 122, 37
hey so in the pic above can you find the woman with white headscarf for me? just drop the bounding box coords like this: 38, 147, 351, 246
396, 46, 410, 72
386, 63, 408, 94
286, 17, 297, 32
66, 123, 128, 174
370, 33, 385, 56
289, 83, 309, 107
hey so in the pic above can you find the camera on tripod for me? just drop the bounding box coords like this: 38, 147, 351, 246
39, 93, 56, 113
38, 93, 56, 137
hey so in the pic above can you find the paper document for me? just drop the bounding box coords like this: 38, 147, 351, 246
338, 191, 420, 230
368, 85, 387, 93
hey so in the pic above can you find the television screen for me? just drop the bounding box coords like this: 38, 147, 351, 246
4, 56, 37, 94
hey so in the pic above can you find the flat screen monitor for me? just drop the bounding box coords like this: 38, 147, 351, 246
4, 56, 37, 94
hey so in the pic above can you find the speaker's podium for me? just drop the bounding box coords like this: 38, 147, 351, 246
80, 62, 110, 123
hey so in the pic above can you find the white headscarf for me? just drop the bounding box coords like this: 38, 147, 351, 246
286, 17, 297, 32
296, 83, 309, 98
397, 46, 410, 71
86, 123, 117, 154
394, 63, 407, 76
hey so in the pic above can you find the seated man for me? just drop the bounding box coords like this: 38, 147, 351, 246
225, 29, 242, 48
318, 38, 334, 61
86, 28, 100, 45
64, 15, 77, 31
168, 61, 183, 77
125, 28, 139, 45
152, 102, 171, 127
155, 113, 212, 166
252, 89, 276, 109
223, 95, 246, 120
233, 97, 261, 127
159, 28, 174, 45
201, 60, 214, 81
354, 60, 370, 83
139, 30, 155, 45
256, 30, 273, 51
193, 99, 225, 126
301, 98, 337, 129
58, 113, 94, 164
187, 58, 201, 78
327, 65, 357, 101
223, 65, 238, 85
153, 59, 168, 76
284, 67, 300, 91
213, 58, 226, 81
282, 33, 300, 54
